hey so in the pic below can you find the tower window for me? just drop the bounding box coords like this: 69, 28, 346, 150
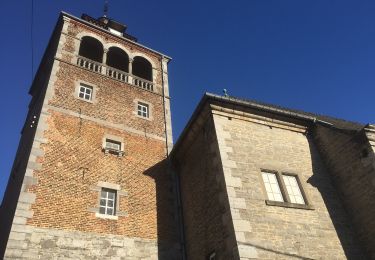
105, 139, 121, 151
99, 188, 116, 216
137, 102, 149, 118
78, 84, 93, 101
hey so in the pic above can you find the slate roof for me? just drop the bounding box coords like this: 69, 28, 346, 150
206, 93, 365, 131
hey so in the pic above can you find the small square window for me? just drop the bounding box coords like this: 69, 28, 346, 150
261, 171, 284, 202
103, 139, 123, 156
78, 84, 93, 101
105, 139, 121, 151
282, 175, 305, 204
99, 188, 116, 216
137, 102, 149, 118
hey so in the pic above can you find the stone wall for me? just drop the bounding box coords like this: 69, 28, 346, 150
313, 124, 375, 258
172, 109, 239, 260
5, 225, 179, 260
212, 108, 365, 259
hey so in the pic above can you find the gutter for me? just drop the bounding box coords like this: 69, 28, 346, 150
205, 93, 333, 127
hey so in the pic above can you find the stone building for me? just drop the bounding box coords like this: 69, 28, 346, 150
1, 10, 375, 260
170, 93, 375, 259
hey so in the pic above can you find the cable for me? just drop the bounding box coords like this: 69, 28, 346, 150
31, 0, 34, 82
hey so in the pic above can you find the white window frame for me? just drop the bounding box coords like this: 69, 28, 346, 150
133, 99, 153, 120
261, 171, 284, 202
75, 81, 98, 103
260, 170, 309, 208
99, 188, 116, 216
105, 139, 121, 151
102, 134, 124, 156
79, 84, 93, 101
137, 102, 149, 118
282, 174, 305, 205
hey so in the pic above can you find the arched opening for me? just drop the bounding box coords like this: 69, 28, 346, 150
106, 47, 129, 72
132, 56, 153, 81
78, 36, 104, 63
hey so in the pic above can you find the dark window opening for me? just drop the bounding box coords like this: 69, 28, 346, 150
132, 56, 153, 82
106, 47, 129, 72
78, 36, 104, 63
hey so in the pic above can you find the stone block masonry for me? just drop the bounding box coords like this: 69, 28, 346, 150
313, 124, 375, 258
212, 111, 365, 259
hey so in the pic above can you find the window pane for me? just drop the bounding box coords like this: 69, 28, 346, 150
261, 172, 284, 202
107, 208, 113, 215
99, 207, 106, 214
100, 199, 106, 206
108, 192, 115, 200
108, 200, 114, 207
283, 175, 305, 205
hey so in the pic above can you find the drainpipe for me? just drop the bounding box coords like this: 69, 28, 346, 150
160, 56, 186, 259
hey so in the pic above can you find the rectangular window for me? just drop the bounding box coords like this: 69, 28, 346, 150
137, 102, 149, 118
79, 84, 93, 101
282, 175, 305, 204
105, 139, 121, 151
261, 171, 284, 202
99, 188, 116, 216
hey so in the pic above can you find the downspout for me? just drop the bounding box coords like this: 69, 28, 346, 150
161, 60, 169, 156
160, 56, 186, 259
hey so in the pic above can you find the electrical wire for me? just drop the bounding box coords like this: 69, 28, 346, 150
31, 0, 34, 82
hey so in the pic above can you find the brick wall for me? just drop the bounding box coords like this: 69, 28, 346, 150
313, 124, 375, 258
3, 13, 179, 259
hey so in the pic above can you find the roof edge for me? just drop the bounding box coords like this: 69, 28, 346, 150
60, 11, 172, 60
170, 92, 350, 158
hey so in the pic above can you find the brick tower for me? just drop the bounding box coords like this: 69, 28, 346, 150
0, 12, 179, 259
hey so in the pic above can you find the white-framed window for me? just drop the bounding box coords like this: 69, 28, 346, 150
261, 171, 284, 202
282, 175, 305, 204
137, 102, 149, 118
105, 139, 121, 151
261, 170, 308, 206
99, 188, 116, 216
102, 135, 124, 156
78, 83, 93, 101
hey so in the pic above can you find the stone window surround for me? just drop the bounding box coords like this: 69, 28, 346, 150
74, 32, 159, 83
259, 169, 314, 210
74, 80, 99, 104
88, 181, 128, 220
102, 134, 125, 156
133, 99, 153, 121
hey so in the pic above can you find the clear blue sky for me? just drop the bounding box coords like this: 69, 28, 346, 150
0, 0, 374, 202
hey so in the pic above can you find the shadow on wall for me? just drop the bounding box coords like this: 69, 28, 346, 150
143, 159, 181, 260
306, 135, 366, 260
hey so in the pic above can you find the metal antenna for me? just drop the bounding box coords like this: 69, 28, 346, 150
103, 0, 109, 17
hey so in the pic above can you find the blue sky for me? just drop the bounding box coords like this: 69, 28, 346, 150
0, 0, 374, 202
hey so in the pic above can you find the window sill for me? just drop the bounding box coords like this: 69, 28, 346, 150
265, 200, 314, 210
77, 97, 94, 104
95, 213, 119, 220
103, 148, 124, 157
136, 114, 152, 121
